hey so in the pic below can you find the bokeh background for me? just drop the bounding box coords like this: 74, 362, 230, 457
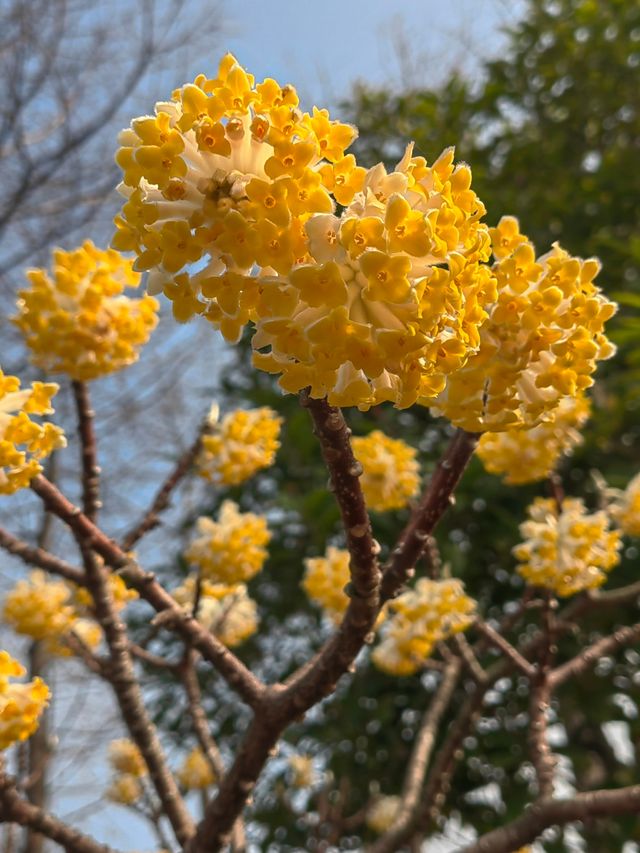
0, 0, 638, 849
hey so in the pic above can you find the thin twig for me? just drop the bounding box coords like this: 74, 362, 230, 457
475, 620, 536, 678
121, 416, 210, 551
0, 526, 85, 585
550, 622, 640, 688
71, 381, 101, 522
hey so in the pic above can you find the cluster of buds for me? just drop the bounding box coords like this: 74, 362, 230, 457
15, 242, 158, 381
372, 579, 476, 676
514, 497, 622, 596
0, 370, 65, 495
106, 739, 148, 805
0, 651, 50, 751
197, 405, 282, 486
184, 501, 270, 583
172, 576, 258, 647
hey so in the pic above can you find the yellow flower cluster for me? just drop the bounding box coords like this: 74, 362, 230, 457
372, 578, 476, 676
0, 370, 65, 495
15, 242, 158, 381
352, 430, 420, 510
477, 395, 591, 485
114, 52, 359, 331
73, 572, 138, 616
303, 546, 351, 624
254, 144, 494, 409
184, 501, 270, 583
0, 651, 50, 750
2, 571, 102, 657
610, 472, 640, 538
287, 754, 316, 788
106, 739, 147, 805
513, 497, 622, 596
197, 405, 282, 486
366, 796, 402, 834
430, 217, 617, 431
177, 747, 216, 790
172, 576, 258, 646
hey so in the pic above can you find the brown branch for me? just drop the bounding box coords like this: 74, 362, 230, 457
528, 596, 557, 799
121, 416, 210, 551
369, 661, 462, 853
74, 545, 195, 847
0, 768, 116, 853
550, 622, 640, 688
474, 621, 537, 678
0, 526, 85, 585
452, 634, 487, 684
460, 785, 640, 853
181, 653, 246, 852
71, 380, 100, 522
380, 428, 479, 603
30, 475, 265, 708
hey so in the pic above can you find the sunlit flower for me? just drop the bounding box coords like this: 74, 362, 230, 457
514, 497, 622, 596
177, 747, 216, 790
114, 53, 357, 333
197, 405, 282, 485
477, 395, 591, 484
15, 242, 158, 381
0, 370, 66, 495
172, 576, 258, 646
287, 754, 316, 788
184, 501, 270, 583
610, 472, 640, 538
106, 774, 143, 805
253, 145, 494, 409
0, 651, 50, 750
3, 571, 76, 642
352, 430, 420, 510
372, 578, 475, 676
108, 739, 147, 777
303, 546, 351, 624
366, 796, 402, 834
429, 217, 617, 431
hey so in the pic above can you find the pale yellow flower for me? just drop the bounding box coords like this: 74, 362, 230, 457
352, 430, 420, 510
0, 651, 49, 751
177, 747, 216, 790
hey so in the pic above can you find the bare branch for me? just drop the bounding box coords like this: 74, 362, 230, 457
550, 622, 640, 688
71, 381, 100, 522
475, 620, 537, 678
0, 526, 85, 585
460, 785, 640, 853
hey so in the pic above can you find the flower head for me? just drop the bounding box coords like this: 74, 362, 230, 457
197, 406, 282, 485
352, 430, 420, 510
372, 578, 475, 676
15, 242, 158, 381
610, 472, 640, 538
114, 53, 357, 333
106, 774, 143, 805
514, 497, 622, 596
0, 651, 49, 750
172, 576, 258, 646
253, 145, 494, 409
303, 546, 351, 624
477, 395, 591, 485
177, 747, 216, 790
287, 754, 316, 789
0, 370, 66, 495
429, 217, 617, 431
366, 796, 402, 834
184, 501, 270, 583
108, 739, 147, 777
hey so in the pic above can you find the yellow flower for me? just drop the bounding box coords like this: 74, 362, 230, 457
74, 572, 138, 615
372, 579, 476, 676
252, 144, 493, 410
366, 796, 402, 834
184, 501, 270, 583
303, 546, 351, 624
514, 497, 622, 596
610, 472, 640, 538
108, 739, 147, 777
352, 430, 420, 511
477, 395, 591, 485
197, 406, 282, 486
172, 577, 258, 647
0, 370, 65, 495
15, 242, 158, 381
0, 651, 50, 750
287, 754, 316, 788
114, 53, 356, 331
177, 747, 216, 790
429, 217, 617, 431
106, 773, 143, 805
